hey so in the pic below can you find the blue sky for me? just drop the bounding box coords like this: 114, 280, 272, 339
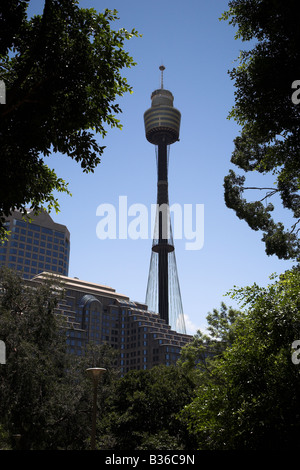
27, 0, 294, 335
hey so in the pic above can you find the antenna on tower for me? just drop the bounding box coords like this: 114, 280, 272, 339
159, 65, 165, 89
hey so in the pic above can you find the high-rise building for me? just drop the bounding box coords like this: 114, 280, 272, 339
0, 209, 70, 279
30, 272, 192, 376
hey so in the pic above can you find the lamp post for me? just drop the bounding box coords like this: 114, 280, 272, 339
86, 367, 106, 450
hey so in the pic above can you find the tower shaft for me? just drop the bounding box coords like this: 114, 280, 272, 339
155, 142, 172, 324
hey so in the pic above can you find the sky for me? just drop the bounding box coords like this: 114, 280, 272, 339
26, 0, 295, 335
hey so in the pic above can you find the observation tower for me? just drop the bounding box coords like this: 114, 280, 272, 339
144, 66, 186, 334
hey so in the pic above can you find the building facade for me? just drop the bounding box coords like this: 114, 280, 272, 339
31, 273, 192, 375
0, 209, 70, 279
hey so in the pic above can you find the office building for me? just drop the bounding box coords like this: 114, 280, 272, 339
0, 209, 70, 279
31, 272, 192, 375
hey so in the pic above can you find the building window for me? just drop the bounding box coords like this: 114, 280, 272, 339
42, 227, 53, 235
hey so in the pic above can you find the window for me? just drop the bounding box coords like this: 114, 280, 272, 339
16, 220, 26, 228
42, 227, 53, 235
55, 231, 65, 239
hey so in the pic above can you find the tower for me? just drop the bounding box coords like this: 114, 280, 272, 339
144, 66, 186, 334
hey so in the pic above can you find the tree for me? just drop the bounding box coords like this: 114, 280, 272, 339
181, 268, 300, 450
0, 1, 139, 238
100, 365, 197, 450
222, 0, 300, 261
0, 268, 120, 450
178, 303, 241, 374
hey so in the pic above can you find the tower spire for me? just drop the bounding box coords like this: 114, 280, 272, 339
159, 65, 165, 89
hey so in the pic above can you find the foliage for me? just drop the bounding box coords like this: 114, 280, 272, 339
181, 268, 300, 450
0, 0, 139, 238
100, 365, 198, 450
178, 303, 241, 375
221, 0, 300, 261
0, 268, 119, 450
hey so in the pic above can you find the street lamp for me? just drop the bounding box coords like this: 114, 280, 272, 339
86, 367, 106, 450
